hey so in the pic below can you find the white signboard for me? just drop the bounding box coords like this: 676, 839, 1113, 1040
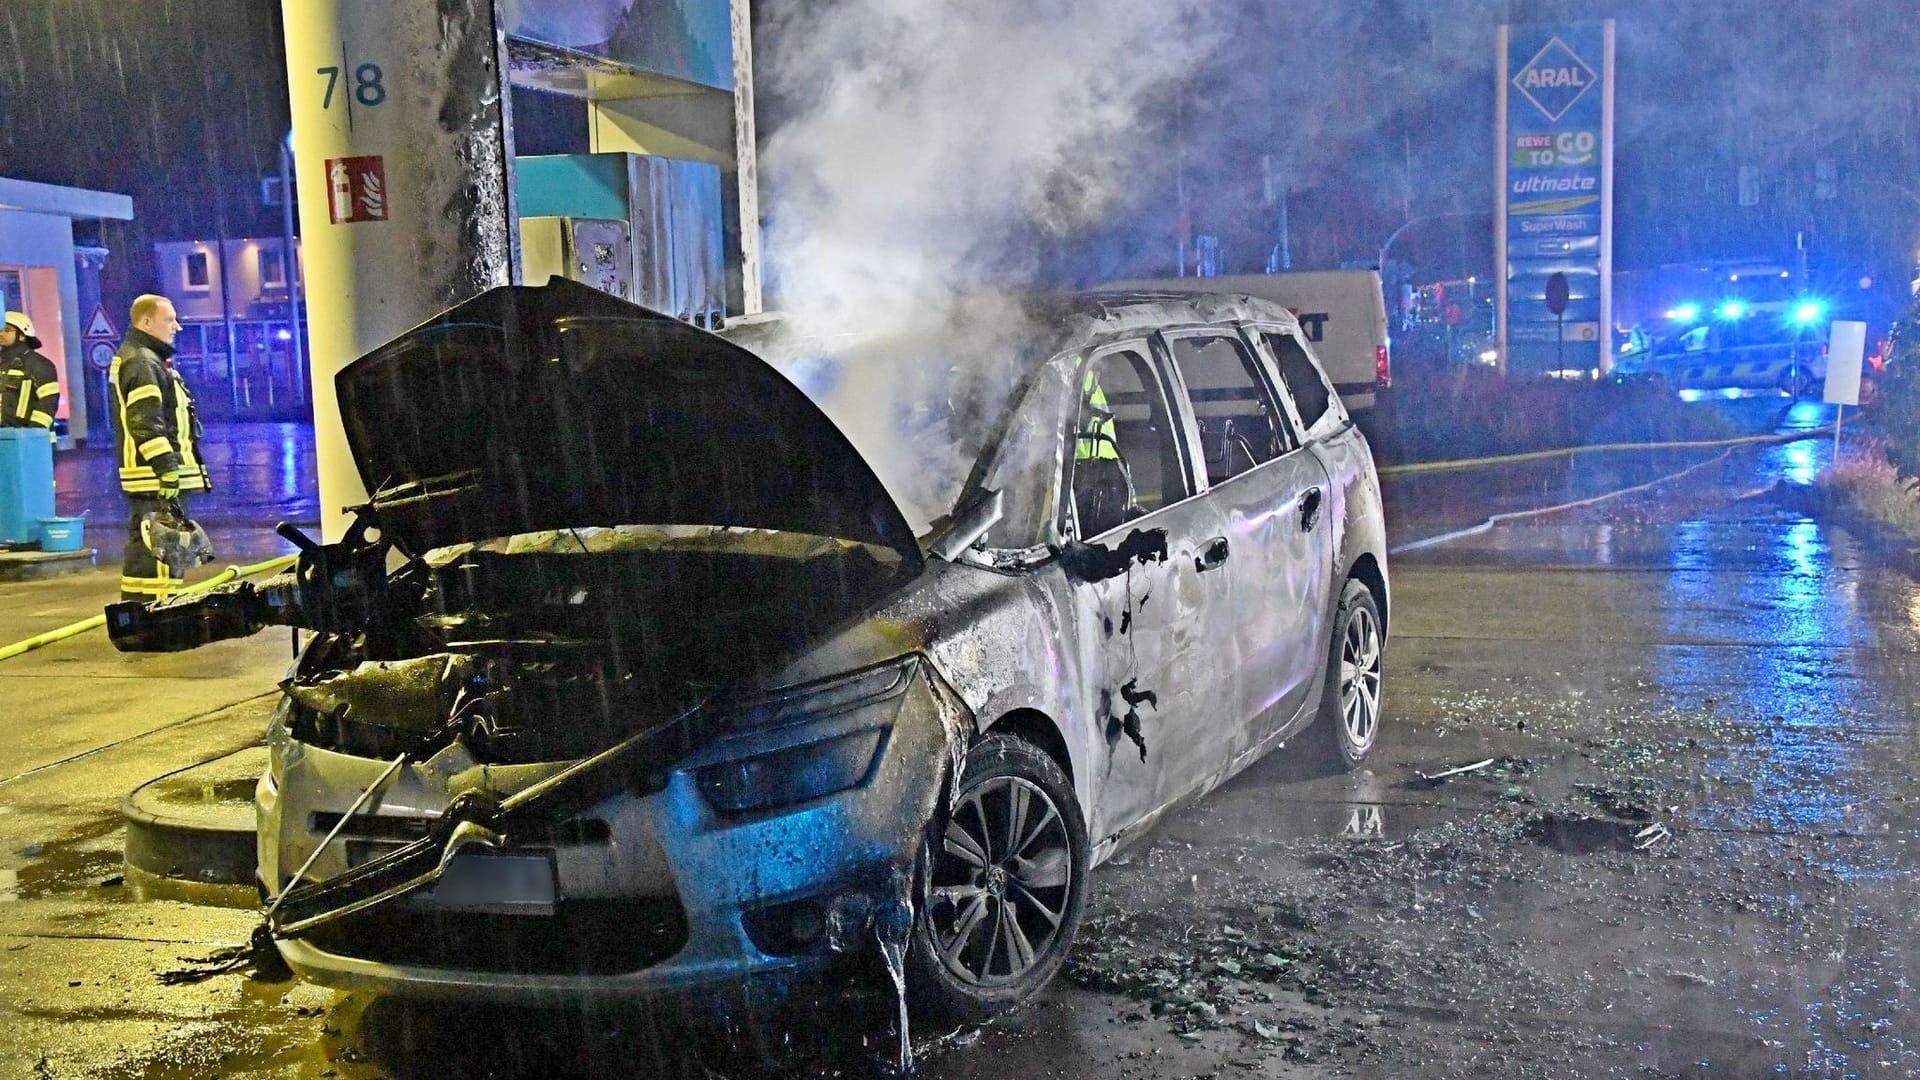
1824, 320, 1867, 406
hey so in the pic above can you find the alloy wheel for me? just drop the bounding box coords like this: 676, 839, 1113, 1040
925, 775, 1074, 987
1340, 604, 1383, 751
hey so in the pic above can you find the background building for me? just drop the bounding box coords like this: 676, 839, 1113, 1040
151, 236, 308, 421
0, 177, 135, 445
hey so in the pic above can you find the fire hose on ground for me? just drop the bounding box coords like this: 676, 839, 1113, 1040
1385, 425, 1837, 555
1375, 426, 1838, 478
0, 427, 1847, 657
0, 553, 298, 663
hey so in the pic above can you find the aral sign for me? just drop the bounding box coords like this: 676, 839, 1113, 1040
1511, 38, 1597, 120
1497, 22, 1615, 377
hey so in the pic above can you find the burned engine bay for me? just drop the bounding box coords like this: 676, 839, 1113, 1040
110, 518, 915, 767
290, 527, 910, 765
105, 515, 925, 936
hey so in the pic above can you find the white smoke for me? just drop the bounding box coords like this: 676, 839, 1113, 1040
751, 0, 1224, 535
760, 0, 1221, 324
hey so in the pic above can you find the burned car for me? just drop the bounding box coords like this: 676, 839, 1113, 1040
107, 279, 1388, 1024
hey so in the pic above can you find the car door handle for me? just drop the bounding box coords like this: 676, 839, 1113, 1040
1298, 487, 1324, 532
1195, 536, 1230, 573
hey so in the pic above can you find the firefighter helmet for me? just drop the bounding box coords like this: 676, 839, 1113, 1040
1, 311, 40, 348
140, 509, 215, 570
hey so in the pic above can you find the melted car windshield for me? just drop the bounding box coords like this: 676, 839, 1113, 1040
722, 297, 1063, 538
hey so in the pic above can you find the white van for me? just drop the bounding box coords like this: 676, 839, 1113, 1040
1097, 270, 1392, 409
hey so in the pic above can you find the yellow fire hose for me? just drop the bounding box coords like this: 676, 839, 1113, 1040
1385, 425, 1840, 555
1376, 425, 1836, 477
0, 553, 298, 664
0, 428, 1837, 662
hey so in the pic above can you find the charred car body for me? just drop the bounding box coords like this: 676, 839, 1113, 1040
108, 280, 1389, 1022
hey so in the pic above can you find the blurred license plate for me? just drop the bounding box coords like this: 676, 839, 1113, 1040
416, 852, 557, 917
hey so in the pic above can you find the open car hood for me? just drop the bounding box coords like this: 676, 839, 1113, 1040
335, 280, 923, 569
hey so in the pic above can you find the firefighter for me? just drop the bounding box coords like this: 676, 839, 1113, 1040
1075, 363, 1121, 462
111, 294, 209, 602
0, 311, 60, 431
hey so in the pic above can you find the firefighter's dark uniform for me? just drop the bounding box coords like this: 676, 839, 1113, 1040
111, 328, 208, 601
0, 316, 61, 431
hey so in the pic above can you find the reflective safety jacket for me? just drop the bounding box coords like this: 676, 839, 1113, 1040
1075, 367, 1120, 461
0, 342, 60, 430
111, 329, 207, 495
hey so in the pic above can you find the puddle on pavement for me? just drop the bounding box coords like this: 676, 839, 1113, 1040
144, 776, 260, 806
344, 962, 916, 1079
134, 748, 267, 816
1160, 753, 1597, 851
1147, 797, 1462, 851
6, 816, 129, 902
11, 845, 124, 899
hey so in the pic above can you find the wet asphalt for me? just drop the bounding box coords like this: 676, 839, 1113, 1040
51, 420, 319, 569
4, 401, 1918, 1078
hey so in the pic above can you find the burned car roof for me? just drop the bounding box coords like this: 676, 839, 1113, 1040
718, 290, 1307, 543
333, 279, 924, 569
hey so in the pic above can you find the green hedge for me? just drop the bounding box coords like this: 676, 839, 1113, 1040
1870, 301, 1920, 480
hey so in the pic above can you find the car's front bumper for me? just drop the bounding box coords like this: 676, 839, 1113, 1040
257, 657, 967, 1006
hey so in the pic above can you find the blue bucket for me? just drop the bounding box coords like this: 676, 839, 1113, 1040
37, 516, 85, 552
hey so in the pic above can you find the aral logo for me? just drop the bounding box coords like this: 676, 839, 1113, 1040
1513, 37, 1598, 122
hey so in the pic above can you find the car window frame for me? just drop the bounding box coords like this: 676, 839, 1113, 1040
1232, 323, 1309, 448
1060, 338, 1203, 543
1155, 324, 1301, 490
958, 348, 1079, 563
1247, 321, 1348, 444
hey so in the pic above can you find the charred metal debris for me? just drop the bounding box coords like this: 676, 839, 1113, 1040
109, 504, 957, 950
1117, 680, 1158, 762
1061, 528, 1169, 764
1057, 526, 1168, 583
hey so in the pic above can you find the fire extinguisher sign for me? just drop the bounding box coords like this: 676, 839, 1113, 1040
325, 156, 388, 224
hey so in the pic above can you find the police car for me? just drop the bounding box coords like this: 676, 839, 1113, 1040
1614, 268, 1829, 397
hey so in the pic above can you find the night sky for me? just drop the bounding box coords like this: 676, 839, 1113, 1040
0, 1, 293, 304
2, 0, 1917, 305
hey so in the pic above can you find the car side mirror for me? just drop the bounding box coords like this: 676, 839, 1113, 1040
928, 490, 1005, 562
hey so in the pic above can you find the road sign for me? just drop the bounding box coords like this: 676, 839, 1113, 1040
1828, 319, 1869, 459
1544, 272, 1571, 316
87, 341, 115, 373
82, 304, 116, 341
1825, 321, 1867, 406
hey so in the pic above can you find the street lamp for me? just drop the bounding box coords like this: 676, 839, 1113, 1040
278, 130, 306, 406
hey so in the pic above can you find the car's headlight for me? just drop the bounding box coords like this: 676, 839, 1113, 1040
694, 659, 917, 814
697, 726, 890, 814
719, 658, 916, 731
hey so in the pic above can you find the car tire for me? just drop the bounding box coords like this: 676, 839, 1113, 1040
1777, 366, 1805, 400
907, 732, 1089, 1029
1314, 579, 1386, 770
